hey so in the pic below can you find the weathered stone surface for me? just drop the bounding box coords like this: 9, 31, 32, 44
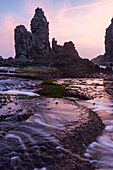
52, 38, 62, 53
14, 25, 35, 59
51, 38, 93, 67
52, 38, 80, 59
31, 8, 50, 55
15, 8, 50, 59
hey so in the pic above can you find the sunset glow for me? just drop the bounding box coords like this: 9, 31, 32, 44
0, 0, 113, 59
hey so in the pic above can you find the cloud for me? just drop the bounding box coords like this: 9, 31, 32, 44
60, 0, 108, 13
49, 0, 113, 59
0, 0, 113, 59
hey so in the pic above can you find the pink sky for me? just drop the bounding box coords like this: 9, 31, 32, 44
0, 0, 113, 59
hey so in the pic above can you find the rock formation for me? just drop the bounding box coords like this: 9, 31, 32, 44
51, 38, 93, 67
15, 8, 50, 59
15, 25, 34, 59
14, 7, 93, 68
52, 38, 80, 59
31, 8, 50, 55
52, 38, 62, 53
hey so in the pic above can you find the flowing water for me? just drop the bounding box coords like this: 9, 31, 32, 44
0, 75, 113, 169
0, 76, 91, 169
68, 79, 113, 169
81, 96, 113, 169
57, 78, 113, 169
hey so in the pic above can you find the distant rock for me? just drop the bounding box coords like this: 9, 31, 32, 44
91, 55, 105, 64
0, 56, 3, 61
17, 55, 27, 61
92, 18, 113, 65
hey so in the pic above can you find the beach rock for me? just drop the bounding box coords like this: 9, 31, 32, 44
31, 7, 50, 55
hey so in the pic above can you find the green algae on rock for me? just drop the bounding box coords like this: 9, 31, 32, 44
38, 80, 89, 99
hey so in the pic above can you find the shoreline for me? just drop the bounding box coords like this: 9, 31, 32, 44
0, 76, 106, 169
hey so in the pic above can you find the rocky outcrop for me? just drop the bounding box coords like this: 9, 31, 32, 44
51, 38, 93, 67
15, 8, 50, 59
52, 38, 79, 59
15, 25, 35, 59
52, 38, 63, 53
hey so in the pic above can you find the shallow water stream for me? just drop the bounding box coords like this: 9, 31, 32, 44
0, 77, 113, 169
81, 96, 113, 169
57, 78, 113, 169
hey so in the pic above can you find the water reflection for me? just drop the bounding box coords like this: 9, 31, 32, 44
78, 80, 113, 169
58, 78, 113, 169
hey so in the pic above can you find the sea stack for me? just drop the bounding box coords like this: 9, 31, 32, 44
14, 8, 50, 59
31, 8, 50, 55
